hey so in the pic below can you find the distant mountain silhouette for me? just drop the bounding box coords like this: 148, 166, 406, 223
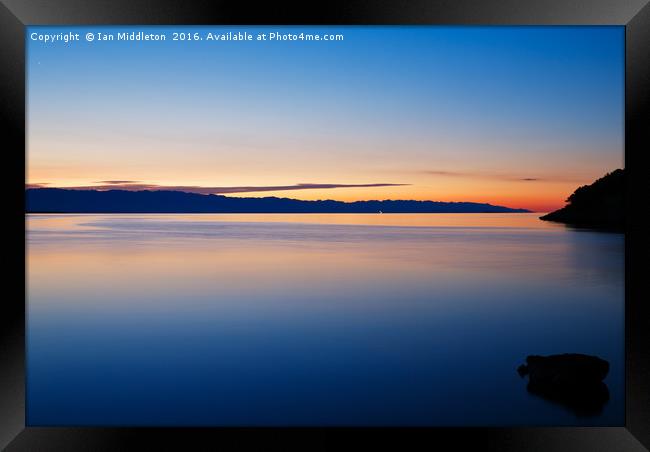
540, 169, 625, 230
25, 188, 530, 214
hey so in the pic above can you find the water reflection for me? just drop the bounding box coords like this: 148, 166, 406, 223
526, 379, 610, 417
26, 213, 624, 426
518, 353, 610, 417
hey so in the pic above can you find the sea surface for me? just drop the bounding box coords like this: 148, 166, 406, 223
26, 213, 624, 426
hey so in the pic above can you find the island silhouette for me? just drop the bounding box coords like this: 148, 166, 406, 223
25, 188, 530, 214
540, 169, 625, 230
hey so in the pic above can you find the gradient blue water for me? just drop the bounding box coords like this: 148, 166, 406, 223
26, 214, 624, 426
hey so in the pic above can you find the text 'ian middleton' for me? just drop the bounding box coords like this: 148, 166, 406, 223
117, 32, 166, 41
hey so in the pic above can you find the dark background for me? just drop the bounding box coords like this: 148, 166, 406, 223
1, 0, 648, 450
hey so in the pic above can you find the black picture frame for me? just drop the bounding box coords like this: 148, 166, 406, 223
2, 1, 648, 450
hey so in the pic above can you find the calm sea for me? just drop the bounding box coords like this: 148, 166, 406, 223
26, 213, 624, 426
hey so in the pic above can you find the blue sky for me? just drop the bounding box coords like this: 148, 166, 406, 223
27, 26, 624, 211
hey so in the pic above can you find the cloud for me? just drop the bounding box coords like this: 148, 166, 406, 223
94, 180, 141, 184
422, 170, 546, 182
423, 171, 465, 177
44, 182, 409, 195
420, 170, 596, 183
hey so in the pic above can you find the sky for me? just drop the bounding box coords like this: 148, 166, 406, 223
27, 26, 624, 212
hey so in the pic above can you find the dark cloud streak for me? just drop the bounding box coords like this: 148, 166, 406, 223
421, 169, 593, 183
422, 170, 551, 182
40, 182, 410, 195
95, 180, 141, 184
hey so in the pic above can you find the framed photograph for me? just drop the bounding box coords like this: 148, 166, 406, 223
2, 0, 648, 450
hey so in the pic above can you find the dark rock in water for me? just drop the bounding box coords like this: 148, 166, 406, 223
540, 168, 625, 231
518, 353, 609, 384
517, 353, 610, 417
